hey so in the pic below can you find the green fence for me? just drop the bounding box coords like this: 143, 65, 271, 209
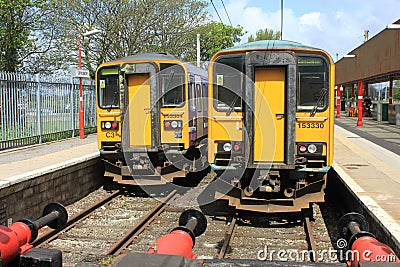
0, 72, 96, 150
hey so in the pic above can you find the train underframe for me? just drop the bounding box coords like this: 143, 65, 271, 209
212, 166, 329, 213
100, 141, 207, 186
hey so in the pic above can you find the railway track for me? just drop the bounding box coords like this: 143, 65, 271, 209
34, 172, 343, 266
35, 187, 178, 266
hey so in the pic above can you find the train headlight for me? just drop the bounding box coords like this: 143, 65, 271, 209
164, 120, 182, 130
171, 121, 178, 128
101, 121, 119, 130
299, 145, 307, 153
297, 143, 323, 155
223, 142, 232, 152
218, 141, 242, 153
307, 144, 317, 153
233, 143, 240, 151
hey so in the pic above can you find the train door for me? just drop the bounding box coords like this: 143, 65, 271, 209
127, 74, 152, 147
253, 67, 285, 162
121, 62, 160, 150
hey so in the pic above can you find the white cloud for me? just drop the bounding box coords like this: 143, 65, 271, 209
210, 0, 400, 61
299, 12, 322, 30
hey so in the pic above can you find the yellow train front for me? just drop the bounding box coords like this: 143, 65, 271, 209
208, 40, 335, 213
96, 53, 208, 185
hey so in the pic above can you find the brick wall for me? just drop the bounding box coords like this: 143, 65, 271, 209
0, 157, 104, 224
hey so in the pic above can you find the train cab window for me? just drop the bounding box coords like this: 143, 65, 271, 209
297, 56, 329, 112
213, 55, 244, 112
160, 64, 185, 107
97, 67, 120, 109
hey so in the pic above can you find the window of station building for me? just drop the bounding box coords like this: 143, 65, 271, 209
97, 66, 120, 109
160, 64, 185, 107
213, 55, 244, 112
297, 56, 329, 112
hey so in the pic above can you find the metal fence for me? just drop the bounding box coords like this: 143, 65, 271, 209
0, 72, 96, 150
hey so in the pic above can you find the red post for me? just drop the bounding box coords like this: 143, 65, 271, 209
389, 77, 393, 104
78, 35, 85, 139
336, 85, 341, 118
357, 80, 363, 126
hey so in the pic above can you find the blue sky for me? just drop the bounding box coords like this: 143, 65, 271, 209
208, 0, 400, 62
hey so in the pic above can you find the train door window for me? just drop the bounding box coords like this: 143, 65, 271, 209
97, 66, 120, 109
160, 64, 185, 107
297, 56, 329, 112
213, 55, 244, 112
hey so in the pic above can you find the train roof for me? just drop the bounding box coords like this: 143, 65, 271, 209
106, 52, 207, 78
219, 40, 332, 60
111, 52, 178, 62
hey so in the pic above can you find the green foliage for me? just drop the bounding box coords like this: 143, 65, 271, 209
0, 0, 244, 73
247, 28, 281, 42
49, 0, 211, 76
393, 80, 400, 101
0, 0, 53, 72
198, 22, 245, 61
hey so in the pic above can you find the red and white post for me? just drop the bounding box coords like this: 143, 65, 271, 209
336, 85, 341, 118
357, 80, 363, 127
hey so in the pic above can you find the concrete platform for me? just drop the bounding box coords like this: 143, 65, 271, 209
333, 115, 400, 251
0, 134, 102, 221
0, 134, 99, 187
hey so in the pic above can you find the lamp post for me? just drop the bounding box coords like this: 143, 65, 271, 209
78, 29, 101, 139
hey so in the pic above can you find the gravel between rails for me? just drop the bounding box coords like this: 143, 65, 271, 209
38, 178, 343, 266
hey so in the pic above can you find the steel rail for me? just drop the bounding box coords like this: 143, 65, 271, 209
218, 216, 237, 259
106, 189, 178, 256
304, 215, 318, 262
33, 190, 121, 247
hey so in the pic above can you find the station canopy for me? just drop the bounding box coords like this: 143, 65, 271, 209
335, 19, 400, 86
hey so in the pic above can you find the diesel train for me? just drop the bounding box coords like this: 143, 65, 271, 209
207, 40, 335, 213
96, 40, 334, 213
96, 53, 208, 185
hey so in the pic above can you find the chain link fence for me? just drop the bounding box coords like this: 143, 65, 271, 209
0, 72, 96, 150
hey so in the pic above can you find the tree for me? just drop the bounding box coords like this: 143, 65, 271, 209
247, 28, 281, 42
0, 0, 245, 74
0, 0, 54, 72
45, 0, 211, 76
198, 22, 245, 61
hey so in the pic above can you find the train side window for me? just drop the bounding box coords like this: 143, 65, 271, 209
213, 55, 244, 112
202, 84, 207, 111
196, 84, 202, 111
160, 64, 185, 107
191, 82, 196, 110
297, 56, 329, 112
97, 67, 120, 109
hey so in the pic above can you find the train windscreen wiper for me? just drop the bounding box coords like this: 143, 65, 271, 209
165, 70, 175, 93
310, 87, 327, 117
226, 95, 239, 116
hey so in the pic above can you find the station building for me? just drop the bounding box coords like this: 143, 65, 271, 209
335, 19, 400, 125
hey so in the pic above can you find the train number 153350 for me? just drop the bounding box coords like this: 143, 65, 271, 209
297, 122, 324, 129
